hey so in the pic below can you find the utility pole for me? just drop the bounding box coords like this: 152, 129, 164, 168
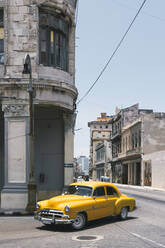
23, 54, 36, 212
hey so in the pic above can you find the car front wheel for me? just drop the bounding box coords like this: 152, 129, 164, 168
120, 207, 128, 220
72, 213, 86, 230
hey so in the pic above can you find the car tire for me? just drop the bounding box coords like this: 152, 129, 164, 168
72, 213, 86, 230
120, 207, 128, 220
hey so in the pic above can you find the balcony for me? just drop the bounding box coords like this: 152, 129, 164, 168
118, 147, 142, 160
95, 159, 105, 166
111, 130, 121, 140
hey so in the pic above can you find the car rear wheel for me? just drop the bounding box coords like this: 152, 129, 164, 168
72, 213, 86, 230
120, 207, 128, 220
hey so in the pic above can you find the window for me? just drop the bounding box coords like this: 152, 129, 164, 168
39, 11, 69, 71
132, 134, 134, 149
0, 9, 4, 64
96, 147, 105, 161
66, 186, 92, 196
106, 186, 118, 196
93, 187, 105, 197
138, 130, 141, 147
126, 136, 127, 151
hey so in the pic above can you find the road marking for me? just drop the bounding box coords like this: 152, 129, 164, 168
131, 233, 165, 248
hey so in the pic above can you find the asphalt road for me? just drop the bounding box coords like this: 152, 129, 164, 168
0, 186, 165, 248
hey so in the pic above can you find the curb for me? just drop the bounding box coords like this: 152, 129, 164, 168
114, 183, 165, 192
0, 209, 34, 216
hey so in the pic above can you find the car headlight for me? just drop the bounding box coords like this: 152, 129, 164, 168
36, 203, 40, 209
65, 205, 70, 212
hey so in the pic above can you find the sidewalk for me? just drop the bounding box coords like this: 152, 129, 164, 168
0, 208, 33, 216
114, 183, 165, 193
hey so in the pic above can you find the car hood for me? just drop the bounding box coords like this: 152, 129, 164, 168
39, 194, 90, 211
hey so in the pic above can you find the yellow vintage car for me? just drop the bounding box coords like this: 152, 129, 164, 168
34, 181, 136, 230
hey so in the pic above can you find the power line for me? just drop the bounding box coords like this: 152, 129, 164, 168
111, 0, 165, 23
77, 0, 147, 105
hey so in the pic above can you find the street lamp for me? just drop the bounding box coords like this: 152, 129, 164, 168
23, 54, 36, 212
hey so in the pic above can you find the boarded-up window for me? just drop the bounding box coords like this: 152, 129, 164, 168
39, 10, 69, 71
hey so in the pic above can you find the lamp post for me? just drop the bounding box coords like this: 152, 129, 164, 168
23, 54, 36, 212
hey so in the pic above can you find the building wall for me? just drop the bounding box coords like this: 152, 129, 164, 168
143, 150, 165, 189
142, 114, 165, 188
88, 113, 112, 180
143, 114, 165, 154
0, 0, 77, 210
111, 105, 165, 189
34, 107, 64, 200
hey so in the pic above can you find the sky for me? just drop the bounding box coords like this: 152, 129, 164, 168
74, 0, 165, 158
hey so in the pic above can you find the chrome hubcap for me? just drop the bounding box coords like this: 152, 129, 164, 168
121, 208, 127, 218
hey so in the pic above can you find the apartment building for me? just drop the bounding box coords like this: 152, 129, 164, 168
88, 113, 113, 180
111, 104, 165, 189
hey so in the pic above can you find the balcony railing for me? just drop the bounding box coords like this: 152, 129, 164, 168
118, 147, 141, 159
111, 130, 121, 140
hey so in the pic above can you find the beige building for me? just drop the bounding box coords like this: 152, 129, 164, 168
88, 113, 113, 180
0, 0, 78, 211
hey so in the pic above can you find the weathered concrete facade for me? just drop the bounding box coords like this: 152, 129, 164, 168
111, 104, 141, 183
95, 140, 112, 181
89, 105, 165, 190
0, 0, 78, 210
111, 104, 165, 189
88, 113, 113, 180
142, 113, 165, 188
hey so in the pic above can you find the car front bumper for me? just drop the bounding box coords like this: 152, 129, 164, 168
34, 210, 74, 225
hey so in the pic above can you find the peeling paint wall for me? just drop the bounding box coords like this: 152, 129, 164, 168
143, 114, 165, 154
143, 150, 165, 189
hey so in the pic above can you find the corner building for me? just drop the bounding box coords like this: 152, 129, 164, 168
0, 0, 78, 210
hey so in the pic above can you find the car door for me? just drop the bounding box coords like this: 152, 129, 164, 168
106, 186, 119, 216
92, 186, 109, 219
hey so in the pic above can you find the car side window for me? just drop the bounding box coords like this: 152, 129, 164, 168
106, 186, 118, 196
93, 187, 105, 197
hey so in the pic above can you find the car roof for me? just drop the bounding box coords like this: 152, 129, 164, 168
70, 181, 121, 193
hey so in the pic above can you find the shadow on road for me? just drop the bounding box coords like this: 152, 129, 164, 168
36, 216, 137, 233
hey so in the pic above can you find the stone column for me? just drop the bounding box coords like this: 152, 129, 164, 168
130, 163, 133, 185
132, 163, 135, 185
1, 103, 29, 210
141, 159, 145, 186
134, 163, 137, 185
63, 113, 74, 186
128, 163, 131, 184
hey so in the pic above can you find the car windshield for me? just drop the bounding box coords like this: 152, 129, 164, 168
65, 185, 92, 197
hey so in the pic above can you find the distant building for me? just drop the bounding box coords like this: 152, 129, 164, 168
95, 140, 112, 181
111, 104, 165, 189
111, 104, 144, 183
89, 105, 165, 190
88, 113, 113, 180
77, 156, 89, 176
